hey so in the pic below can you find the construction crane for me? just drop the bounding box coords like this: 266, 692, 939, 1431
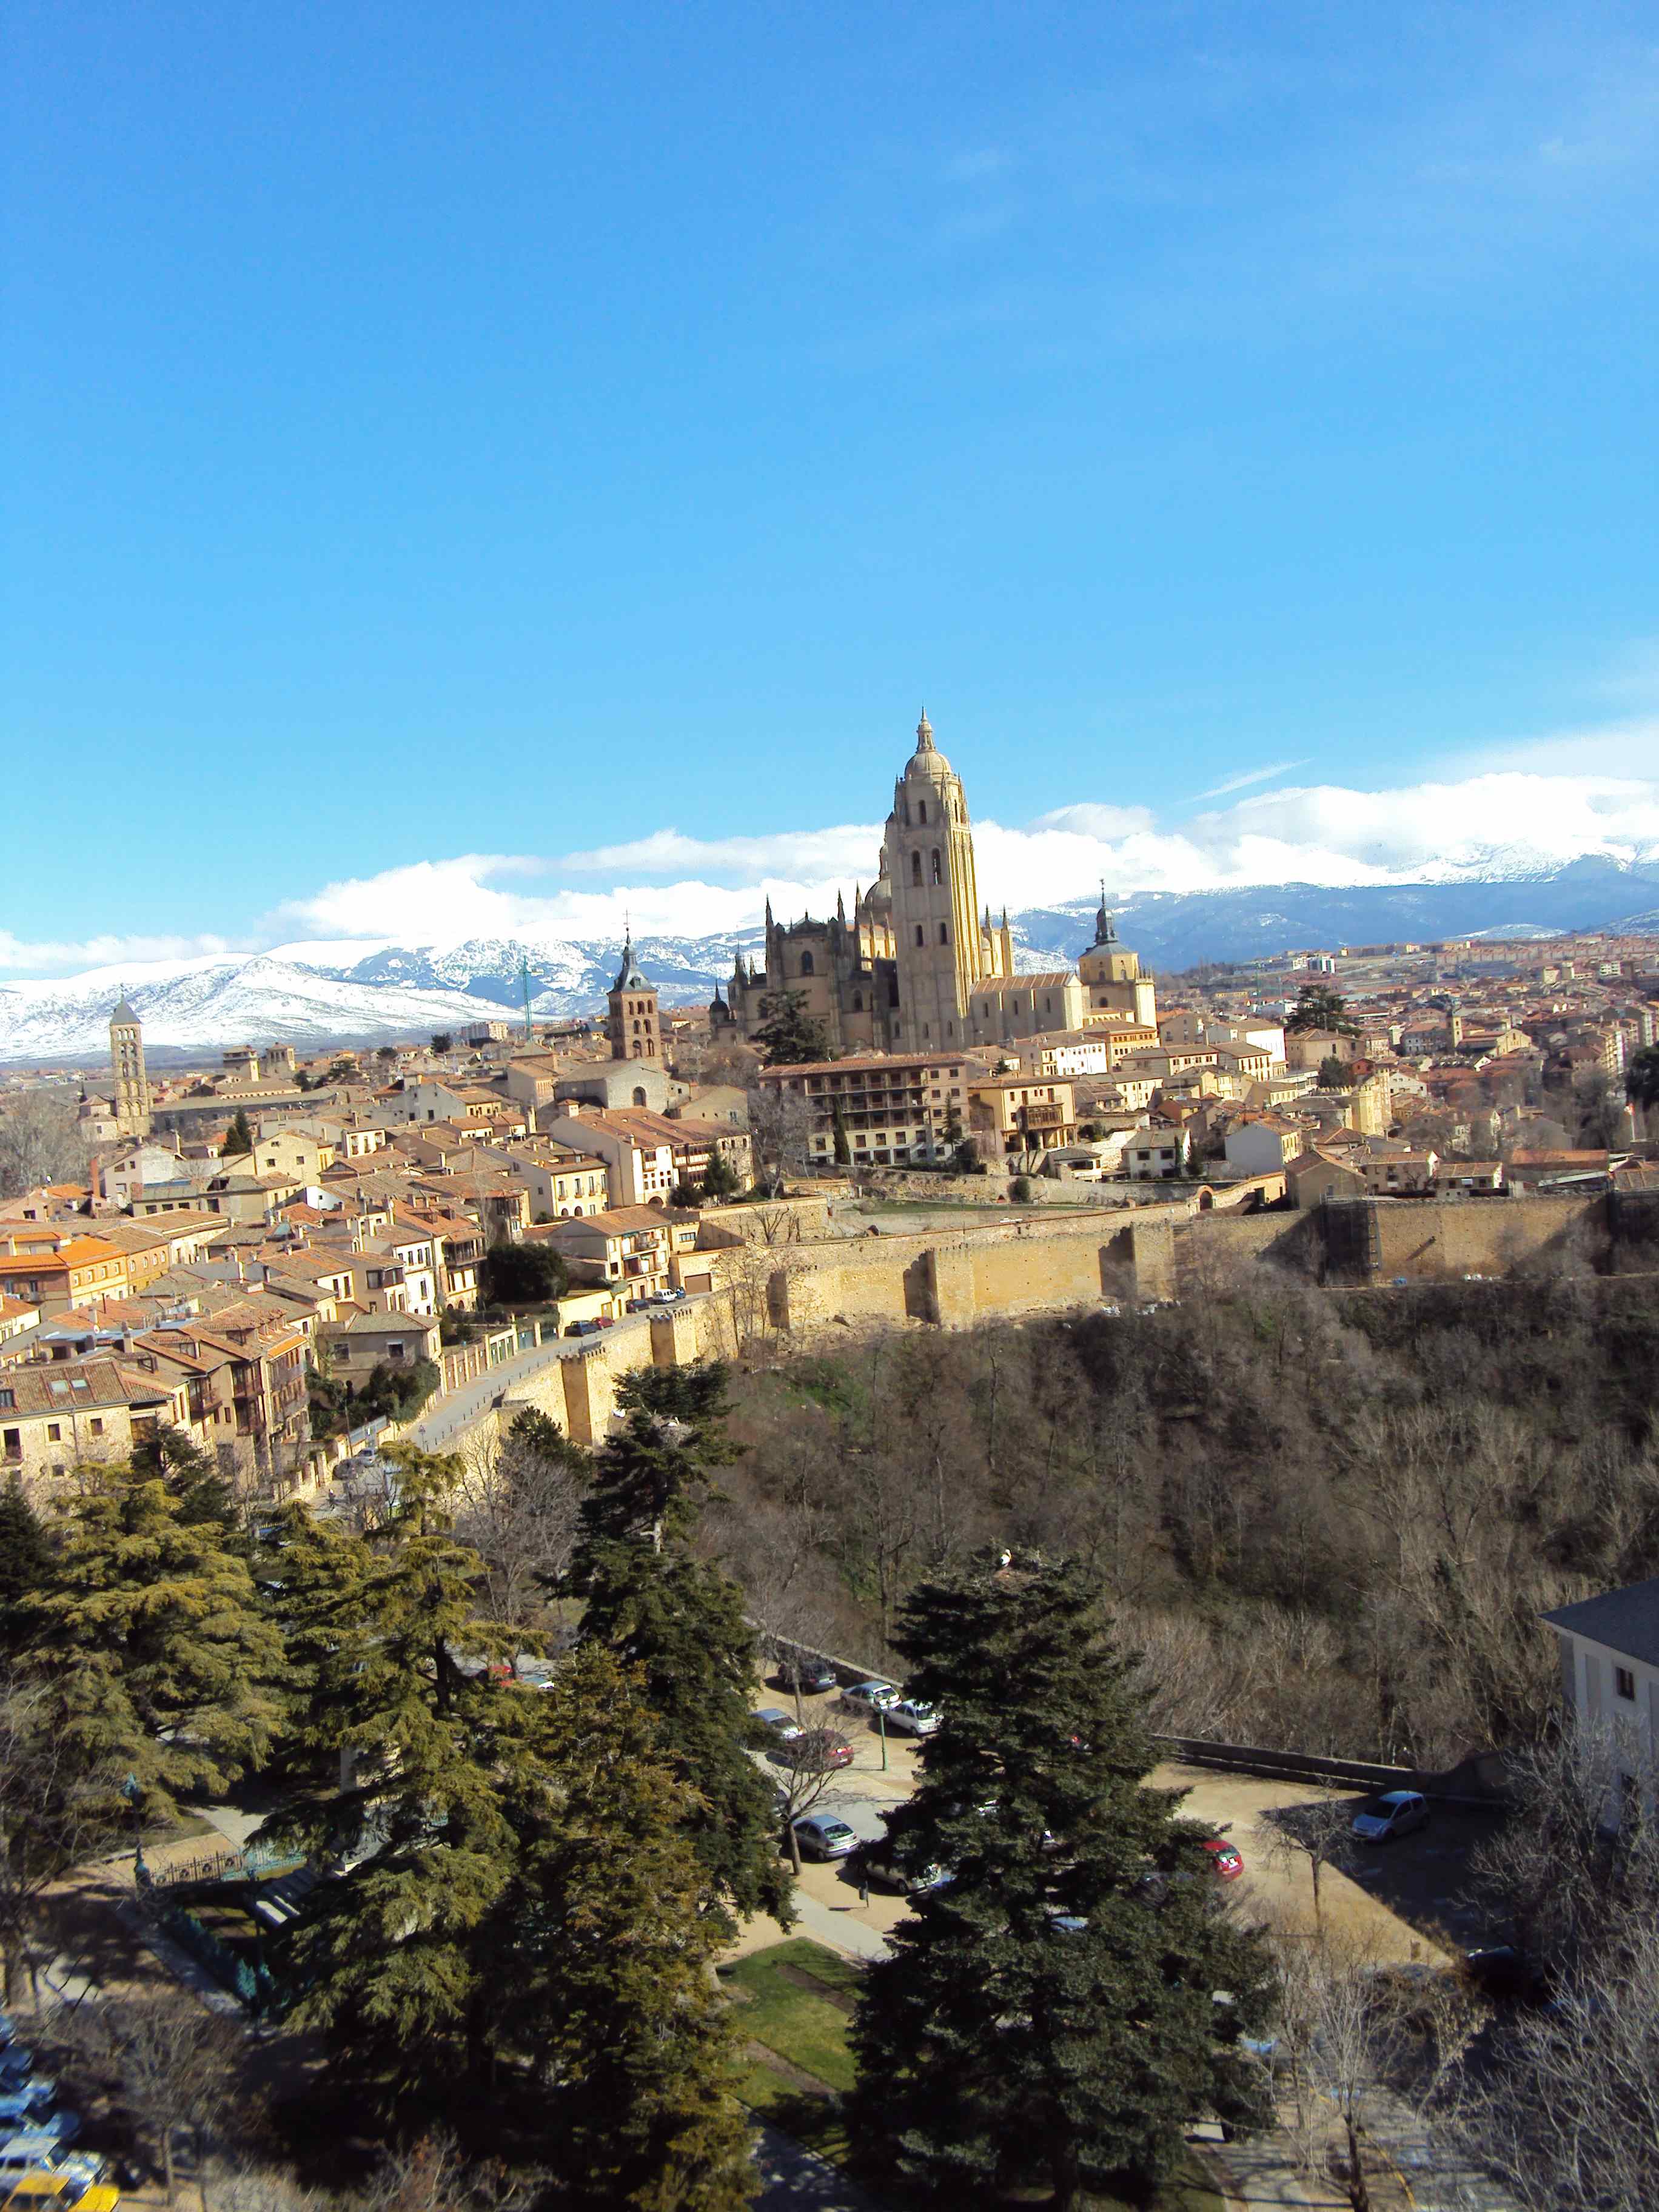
520, 954, 534, 1045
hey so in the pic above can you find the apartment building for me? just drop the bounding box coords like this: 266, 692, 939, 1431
756, 1054, 972, 1167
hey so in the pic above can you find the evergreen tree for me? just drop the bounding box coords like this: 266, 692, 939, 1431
0, 1479, 53, 1658
1627, 1044, 1659, 1114
699, 1150, 740, 1202
220, 1109, 254, 1159
752, 989, 832, 1068
497, 1647, 756, 2211
573, 1362, 792, 1931
264, 1450, 528, 2088
850, 1556, 1275, 2209
130, 1424, 238, 1535
832, 1104, 852, 1165
1285, 984, 1355, 1036
24, 1466, 283, 1820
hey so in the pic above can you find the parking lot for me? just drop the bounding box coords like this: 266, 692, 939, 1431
742, 1681, 1508, 1968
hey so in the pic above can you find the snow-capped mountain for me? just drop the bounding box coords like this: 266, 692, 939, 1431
4, 856, 1657, 1065
0, 957, 517, 1065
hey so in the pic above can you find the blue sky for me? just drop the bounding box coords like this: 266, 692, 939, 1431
6, 1, 1658, 970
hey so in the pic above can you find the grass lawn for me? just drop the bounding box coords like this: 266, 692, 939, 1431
723, 1938, 862, 2093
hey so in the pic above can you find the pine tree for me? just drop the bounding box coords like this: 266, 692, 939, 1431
23, 1466, 284, 1820
573, 1362, 792, 1931
0, 1478, 53, 1658
497, 1647, 756, 2212
752, 989, 832, 1068
263, 1450, 529, 2087
850, 1555, 1276, 2209
832, 1104, 851, 1165
221, 1109, 254, 1159
130, 1424, 238, 1537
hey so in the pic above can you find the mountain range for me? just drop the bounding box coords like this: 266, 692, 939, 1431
4, 855, 1657, 1066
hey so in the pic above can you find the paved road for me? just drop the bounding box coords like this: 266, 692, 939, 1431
752, 2123, 887, 2212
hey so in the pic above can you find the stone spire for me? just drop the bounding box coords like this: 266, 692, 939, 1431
915, 705, 934, 752
1093, 882, 1118, 945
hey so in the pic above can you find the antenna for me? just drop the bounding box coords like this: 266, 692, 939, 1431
520, 954, 534, 1045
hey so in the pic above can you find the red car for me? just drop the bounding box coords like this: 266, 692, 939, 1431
1203, 1838, 1244, 1880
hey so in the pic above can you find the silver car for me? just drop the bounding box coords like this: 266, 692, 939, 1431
884, 1699, 942, 1737
1351, 1789, 1429, 1843
791, 1814, 859, 1862
839, 1680, 899, 1717
754, 1706, 803, 1743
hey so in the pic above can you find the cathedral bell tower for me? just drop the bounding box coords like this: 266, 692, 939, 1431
884, 711, 982, 1050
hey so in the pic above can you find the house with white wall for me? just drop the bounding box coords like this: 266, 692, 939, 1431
1542, 1578, 1659, 1824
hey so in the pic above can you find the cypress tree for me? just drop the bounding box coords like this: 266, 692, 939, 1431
0, 1478, 53, 1658
24, 1465, 283, 1818
573, 1362, 791, 1931
850, 1555, 1276, 2209
221, 1109, 255, 1159
497, 1646, 756, 2212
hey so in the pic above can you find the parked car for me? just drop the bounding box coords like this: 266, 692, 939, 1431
754, 1705, 803, 1743
790, 1814, 859, 1861
0, 2057, 32, 2091
1202, 1838, 1244, 1880
838, 1680, 899, 1717
1462, 1945, 1553, 2004
649, 1286, 688, 1304
883, 1699, 942, 1737
3, 2170, 121, 2212
857, 1848, 950, 1895
771, 1728, 854, 1772
622, 1298, 651, 1313
0, 2087, 56, 2129
1351, 1790, 1429, 1843
777, 1655, 839, 1695
563, 1319, 603, 1338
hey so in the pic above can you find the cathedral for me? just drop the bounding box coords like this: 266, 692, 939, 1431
712, 712, 1155, 1056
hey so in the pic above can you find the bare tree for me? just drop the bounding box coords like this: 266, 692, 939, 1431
59, 1993, 243, 2208
745, 1084, 813, 1198
447, 1412, 585, 1629
0, 1090, 90, 1199
1262, 1795, 1362, 1931
0, 1672, 118, 2002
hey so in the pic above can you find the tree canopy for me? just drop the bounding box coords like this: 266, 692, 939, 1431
752, 989, 833, 1068
851, 1555, 1275, 2208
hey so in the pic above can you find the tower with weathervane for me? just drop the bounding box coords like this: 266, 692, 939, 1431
606, 930, 662, 1065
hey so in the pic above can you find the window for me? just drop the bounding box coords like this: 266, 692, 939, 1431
0, 1391, 10, 1412
930, 848, 942, 885
1615, 1665, 1637, 1702
915, 925, 925, 947
917, 800, 927, 823
90, 1418, 104, 1437
939, 923, 949, 945
47, 1423, 60, 1443
910, 851, 922, 886
2, 1430, 18, 1461
851, 991, 863, 1012
799, 950, 814, 976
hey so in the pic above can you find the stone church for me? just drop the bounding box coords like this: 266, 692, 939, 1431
711, 712, 1155, 1056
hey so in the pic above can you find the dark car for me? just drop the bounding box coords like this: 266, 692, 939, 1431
564, 1319, 603, 1338
769, 1727, 854, 1772
778, 1655, 839, 1695
1463, 1945, 1553, 2004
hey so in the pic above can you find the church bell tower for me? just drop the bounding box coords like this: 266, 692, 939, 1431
885, 712, 982, 1050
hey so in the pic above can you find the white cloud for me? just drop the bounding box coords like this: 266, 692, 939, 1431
7, 748, 1658, 982
1188, 759, 1313, 802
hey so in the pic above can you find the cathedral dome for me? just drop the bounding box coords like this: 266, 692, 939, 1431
904, 708, 953, 777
